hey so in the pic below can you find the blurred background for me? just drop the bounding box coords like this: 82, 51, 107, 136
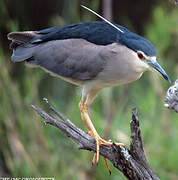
0, 0, 178, 179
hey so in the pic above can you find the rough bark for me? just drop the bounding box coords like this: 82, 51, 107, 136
165, 79, 178, 113
31, 98, 160, 180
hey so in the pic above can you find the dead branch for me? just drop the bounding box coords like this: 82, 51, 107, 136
31, 99, 160, 180
165, 79, 178, 113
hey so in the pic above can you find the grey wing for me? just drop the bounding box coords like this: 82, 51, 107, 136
28, 39, 107, 80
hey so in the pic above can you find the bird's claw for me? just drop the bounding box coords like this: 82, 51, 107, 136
91, 136, 124, 166
91, 136, 124, 174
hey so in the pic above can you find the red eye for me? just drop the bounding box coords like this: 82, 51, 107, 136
137, 52, 144, 59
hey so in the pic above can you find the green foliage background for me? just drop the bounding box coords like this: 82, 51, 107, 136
0, 0, 177, 179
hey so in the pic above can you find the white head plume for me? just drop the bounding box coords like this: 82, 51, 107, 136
81, 5, 124, 33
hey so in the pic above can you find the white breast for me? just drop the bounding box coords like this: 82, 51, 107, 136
95, 43, 149, 88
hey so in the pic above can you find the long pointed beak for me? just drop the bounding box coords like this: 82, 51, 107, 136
146, 60, 171, 83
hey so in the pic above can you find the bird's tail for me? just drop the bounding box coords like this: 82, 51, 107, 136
7, 31, 37, 49
7, 31, 39, 62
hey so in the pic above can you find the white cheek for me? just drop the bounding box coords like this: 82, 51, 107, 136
131, 51, 150, 72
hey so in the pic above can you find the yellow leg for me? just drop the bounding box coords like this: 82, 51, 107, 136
79, 100, 124, 166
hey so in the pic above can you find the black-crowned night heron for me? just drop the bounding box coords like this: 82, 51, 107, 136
7, 6, 170, 168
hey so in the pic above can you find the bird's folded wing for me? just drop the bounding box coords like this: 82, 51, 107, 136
26, 39, 109, 80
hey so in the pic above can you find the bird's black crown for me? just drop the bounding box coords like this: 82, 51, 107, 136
117, 25, 156, 57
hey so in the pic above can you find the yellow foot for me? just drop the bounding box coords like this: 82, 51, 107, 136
89, 133, 124, 166
78, 100, 124, 173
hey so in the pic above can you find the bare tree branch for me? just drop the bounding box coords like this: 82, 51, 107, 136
31, 99, 160, 180
169, 0, 178, 5
165, 79, 178, 113
174, 0, 178, 5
